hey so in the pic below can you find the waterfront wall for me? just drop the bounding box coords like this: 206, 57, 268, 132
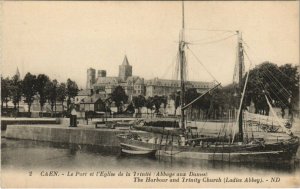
5, 125, 149, 147
1, 118, 60, 130
4, 120, 297, 147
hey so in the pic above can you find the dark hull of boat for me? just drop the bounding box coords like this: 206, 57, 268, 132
168, 140, 299, 163
117, 135, 299, 163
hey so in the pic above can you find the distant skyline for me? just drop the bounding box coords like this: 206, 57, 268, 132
2, 1, 299, 88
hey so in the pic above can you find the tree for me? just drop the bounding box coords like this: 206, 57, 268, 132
213, 84, 240, 119
278, 64, 299, 117
125, 102, 135, 114
111, 86, 128, 113
57, 83, 66, 112
1, 76, 11, 109
185, 88, 199, 108
66, 79, 79, 113
46, 79, 58, 113
10, 75, 22, 111
218, 84, 237, 111
132, 95, 146, 114
152, 95, 167, 113
36, 74, 50, 114
170, 91, 180, 115
145, 97, 154, 115
185, 88, 202, 119
243, 62, 299, 117
244, 66, 268, 114
161, 96, 168, 109
22, 72, 37, 113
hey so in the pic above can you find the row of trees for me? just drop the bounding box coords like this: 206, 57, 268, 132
169, 88, 228, 119
130, 87, 224, 118
111, 86, 168, 114
1, 72, 79, 114
2, 74, 170, 116
111, 85, 226, 117
132, 95, 167, 114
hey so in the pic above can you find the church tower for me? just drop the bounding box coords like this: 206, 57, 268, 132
119, 55, 132, 81
86, 68, 96, 89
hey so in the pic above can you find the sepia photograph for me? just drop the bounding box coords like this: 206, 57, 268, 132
1, 1, 299, 188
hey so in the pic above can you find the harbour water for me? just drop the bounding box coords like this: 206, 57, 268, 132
2, 137, 300, 175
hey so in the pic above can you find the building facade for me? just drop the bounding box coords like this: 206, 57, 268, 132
145, 78, 214, 97
86, 55, 213, 100
79, 94, 106, 112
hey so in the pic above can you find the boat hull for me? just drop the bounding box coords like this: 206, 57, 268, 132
117, 134, 299, 163
118, 135, 157, 157
121, 148, 157, 156
158, 149, 297, 163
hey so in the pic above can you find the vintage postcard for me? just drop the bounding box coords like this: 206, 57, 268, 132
1, 1, 299, 188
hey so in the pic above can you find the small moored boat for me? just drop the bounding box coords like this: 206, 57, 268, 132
118, 133, 157, 157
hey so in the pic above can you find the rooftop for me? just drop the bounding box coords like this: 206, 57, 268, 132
80, 94, 105, 104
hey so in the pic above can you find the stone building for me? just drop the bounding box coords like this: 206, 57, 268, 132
120, 76, 145, 100
75, 89, 93, 105
79, 94, 106, 112
86, 55, 213, 101
145, 78, 214, 97
93, 76, 122, 94
87, 55, 145, 99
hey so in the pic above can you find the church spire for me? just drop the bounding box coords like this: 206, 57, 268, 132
122, 55, 130, 66
16, 67, 20, 79
122, 55, 129, 66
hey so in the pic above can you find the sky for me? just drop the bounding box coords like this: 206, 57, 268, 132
2, 1, 299, 89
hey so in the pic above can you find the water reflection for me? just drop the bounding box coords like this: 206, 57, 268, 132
1, 138, 299, 175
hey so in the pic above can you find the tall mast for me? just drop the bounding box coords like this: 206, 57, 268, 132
237, 31, 244, 142
182, 1, 185, 29
179, 1, 186, 129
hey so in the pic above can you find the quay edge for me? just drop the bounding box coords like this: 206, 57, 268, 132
4, 124, 151, 148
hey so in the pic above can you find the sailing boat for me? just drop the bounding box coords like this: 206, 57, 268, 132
117, 2, 299, 162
